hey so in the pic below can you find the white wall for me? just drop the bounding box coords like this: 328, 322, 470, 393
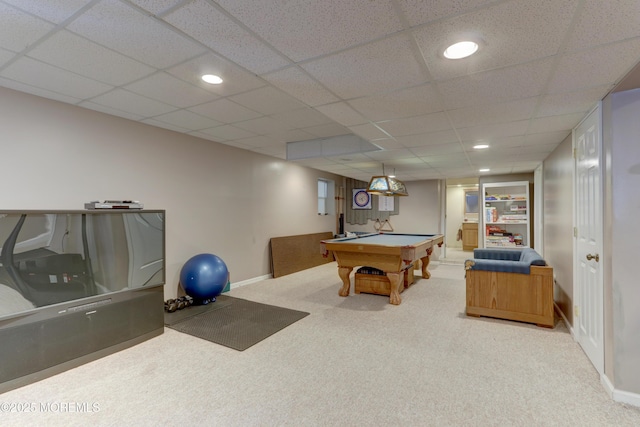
343, 181, 442, 232
604, 88, 640, 394
542, 134, 574, 323
0, 87, 342, 299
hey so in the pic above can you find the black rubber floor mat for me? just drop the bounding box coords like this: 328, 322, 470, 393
165, 295, 309, 351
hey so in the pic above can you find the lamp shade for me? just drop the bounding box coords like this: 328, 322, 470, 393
366, 175, 408, 196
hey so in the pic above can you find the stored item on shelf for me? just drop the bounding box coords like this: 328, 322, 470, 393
485, 207, 498, 223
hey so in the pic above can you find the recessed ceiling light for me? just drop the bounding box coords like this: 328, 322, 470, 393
473, 144, 489, 149
202, 74, 223, 84
479, 168, 490, 172
444, 41, 479, 59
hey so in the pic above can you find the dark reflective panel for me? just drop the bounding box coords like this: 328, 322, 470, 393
0, 211, 164, 318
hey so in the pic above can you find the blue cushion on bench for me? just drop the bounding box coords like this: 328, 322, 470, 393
467, 248, 546, 274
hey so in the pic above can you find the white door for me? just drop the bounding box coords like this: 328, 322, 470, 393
574, 105, 603, 374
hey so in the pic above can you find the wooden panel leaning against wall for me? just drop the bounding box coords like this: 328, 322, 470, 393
270, 232, 334, 278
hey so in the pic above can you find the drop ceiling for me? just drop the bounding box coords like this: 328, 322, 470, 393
1, 0, 639, 182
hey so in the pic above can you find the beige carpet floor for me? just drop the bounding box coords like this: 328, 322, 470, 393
1, 262, 639, 426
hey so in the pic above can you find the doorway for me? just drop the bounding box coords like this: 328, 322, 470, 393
443, 178, 479, 264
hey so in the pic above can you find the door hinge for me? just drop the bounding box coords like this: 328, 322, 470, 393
573, 227, 577, 237
573, 147, 577, 159
575, 305, 579, 317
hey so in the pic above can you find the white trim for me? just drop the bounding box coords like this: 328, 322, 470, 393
602, 374, 640, 408
228, 274, 271, 290
533, 164, 544, 255
555, 302, 575, 339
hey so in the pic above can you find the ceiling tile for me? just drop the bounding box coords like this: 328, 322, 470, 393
3, 0, 91, 24
301, 33, 427, 99
271, 107, 333, 129
314, 102, 368, 127
150, 109, 223, 131
300, 122, 352, 138
129, 0, 185, 16
422, 154, 471, 167
67, 1, 206, 69
214, 0, 403, 62
163, 0, 290, 74
166, 53, 266, 97
125, 72, 220, 108
376, 112, 452, 137
189, 98, 263, 123
410, 143, 464, 157
520, 142, 558, 154
0, 48, 16, 67
230, 86, 307, 115
87, 89, 177, 117
349, 123, 391, 140
141, 118, 192, 133
528, 112, 585, 134
79, 101, 145, 121
0, 3, 55, 52
233, 116, 291, 135
262, 66, 339, 107
265, 128, 316, 144
0, 77, 82, 105
548, 38, 640, 93
437, 58, 554, 109
233, 135, 280, 148
369, 138, 405, 150
415, 0, 576, 80
1, 57, 112, 99
198, 124, 257, 141
28, 30, 155, 86
564, 0, 640, 52
457, 120, 529, 142
449, 98, 538, 128
396, 0, 499, 27
2, 0, 640, 182
365, 149, 419, 161
523, 131, 570, 145
395, 130, 460, 147
405, 168, 442, 180
536, 86, 607, 117
349, 84, 445, 122
461, 135, 523, 150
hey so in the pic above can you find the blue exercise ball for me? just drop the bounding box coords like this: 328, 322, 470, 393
180, 253, 229, 304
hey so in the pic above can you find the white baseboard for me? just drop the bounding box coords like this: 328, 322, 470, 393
602, 374, 640, 408
555, 303, 640, 409
228, 274, 271, 290
554, 302, 575, 339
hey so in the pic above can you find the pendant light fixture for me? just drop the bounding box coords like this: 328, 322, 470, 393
366, 163, 408, 196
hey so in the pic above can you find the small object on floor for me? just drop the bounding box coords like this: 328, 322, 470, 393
164, 296, 193, 313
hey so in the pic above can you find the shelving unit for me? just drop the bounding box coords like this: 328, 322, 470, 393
481, 181, 530, 248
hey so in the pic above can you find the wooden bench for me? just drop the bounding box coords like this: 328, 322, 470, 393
464, 248, 554, 328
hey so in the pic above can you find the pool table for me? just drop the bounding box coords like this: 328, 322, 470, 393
320, 232, 444, 305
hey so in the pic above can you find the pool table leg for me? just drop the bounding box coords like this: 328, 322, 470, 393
338, 266, 353, 297
387, 272, 403, 305
420, 247, 434, 279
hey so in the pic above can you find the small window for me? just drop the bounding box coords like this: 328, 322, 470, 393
318, 179, 328, 215
318, 179, 335, 216
464, 189, 479, 221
